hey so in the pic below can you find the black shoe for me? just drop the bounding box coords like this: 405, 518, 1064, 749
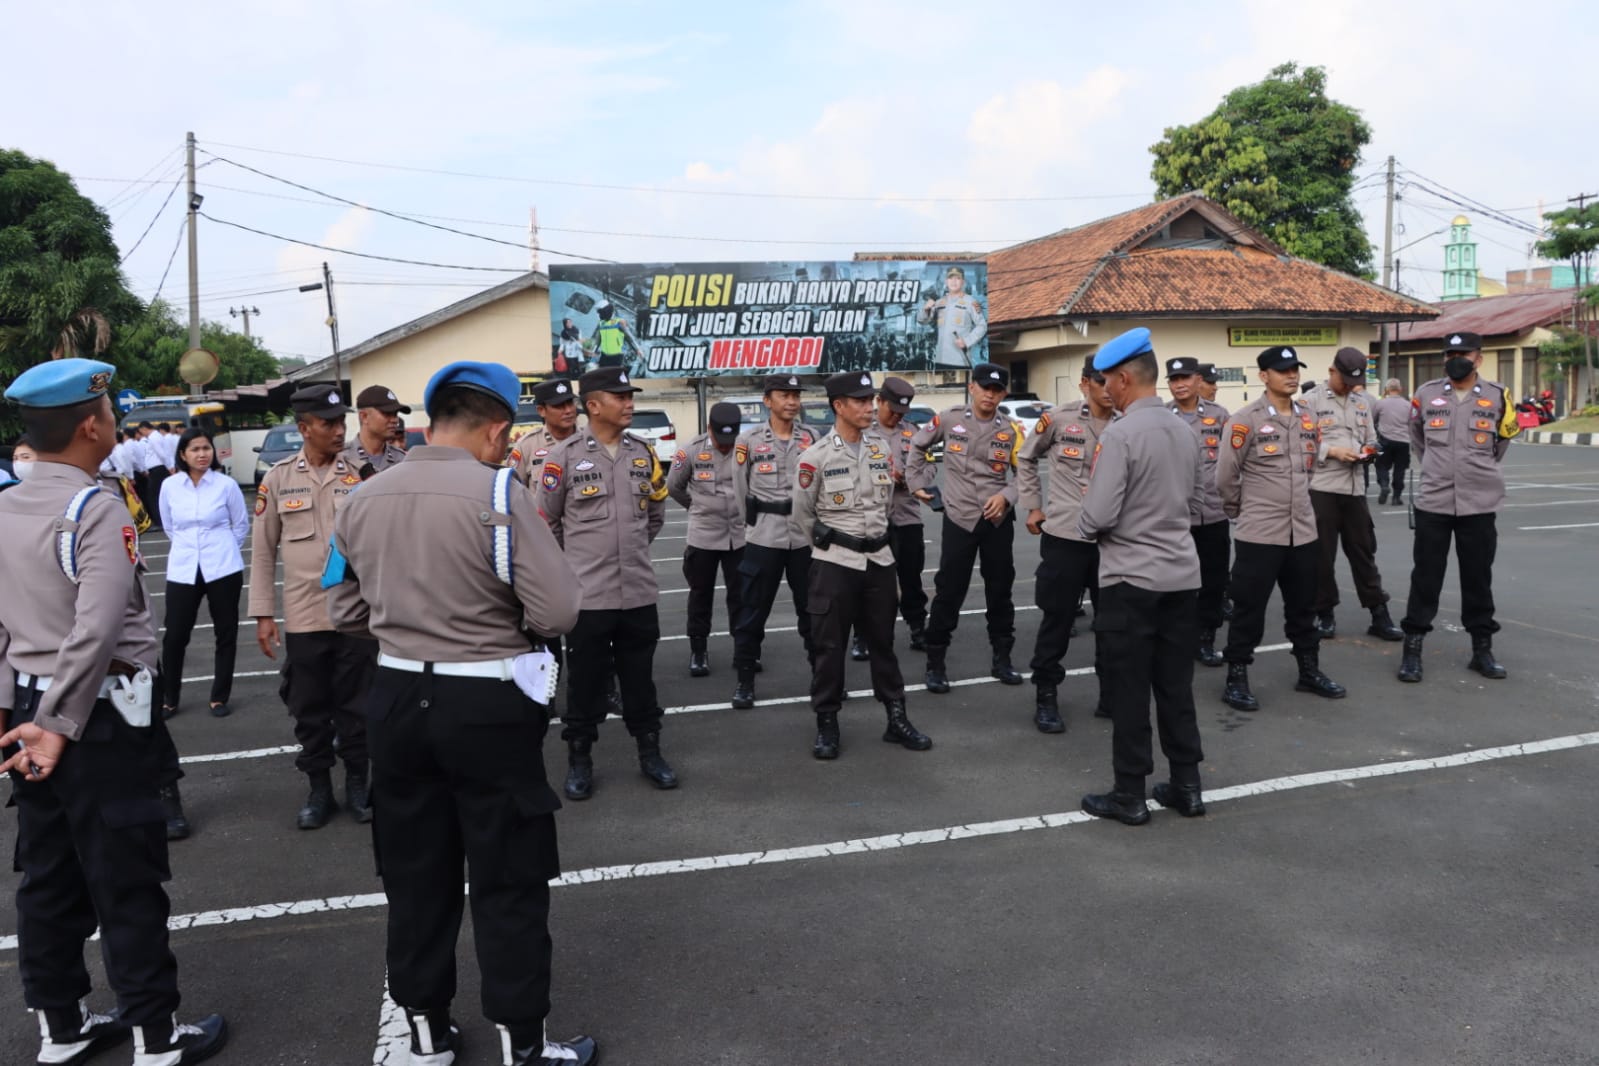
1367, 604, 1403, 641
753, 658, 763, 673
1221, 597, 1235, 622
689, 650, 710, 677
1093, 704, 1112, 720
908, 626, 926, 652
500, 1027, 598, 1066
990, 651, 1023, 685
605, 686, 623, 716
731, 670, 756, 710
296, 774, 337, 830
1468, 635, 1507, 679
813, 711, 840, 760
882, 699, 932, 751
637, 732, 679, 789
160, 783, 190, 842
160, 704, 178, 721
924, 648, 950, 694
1398, 632, 1424, 683
564, 741, 593, 801
1152, 781, 1206, 818
1378, 488, 1389, 505
1392, 489, 1403, 506
207, 701, 230, 718
131, 1014, 227, 1066
35, 1001, 128, 1066
849, 635, 869, 661
1293, 650, 1347, 699
1314, 612, 1337, 640
345, 763, 373, 824
1195, 629, 1224, 668
1081, 791, 1150, 826
404, 1010, 460, 1066
1222, 662, 1259, 712
1033, 686, 1064, 734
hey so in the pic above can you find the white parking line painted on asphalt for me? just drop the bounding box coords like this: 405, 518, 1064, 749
1499, 499, 1599, 509
1516, 522, 1599, 531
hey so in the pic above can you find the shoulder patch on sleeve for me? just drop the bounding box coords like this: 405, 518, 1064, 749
541, 461, 563, 491
735, 442, 748, 465
1033, 412, 1051, 434
1230, 424, 1249, 449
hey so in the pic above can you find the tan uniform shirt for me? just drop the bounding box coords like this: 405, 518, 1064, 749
0, 463, 158, 739
328, 446, 580, 659
250, 449, 362, 632
1217, 395, 1320, 546
1017, 402, 1111, 542
734, 420, 817, 550
1375, 395, 1411, 441
1306, 385, 1376, 496
510, 425, 572, 486
792, 430, 896, 571
879, 415, 922, 527
1409, 377, 1518, 516
539, 432, 667, 610
666, 434, 744, 551
906, 405, 1023, 533
1077, 397, 1204, 592
1169, 399, 1231, 526
341, 436, 407, 475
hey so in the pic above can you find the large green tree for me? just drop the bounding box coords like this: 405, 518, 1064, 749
1534, 204, 1599, 405
115, 301, 283, 395
1151, 63, 1374, 277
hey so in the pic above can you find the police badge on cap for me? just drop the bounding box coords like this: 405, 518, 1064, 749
971, 362, 1009, 390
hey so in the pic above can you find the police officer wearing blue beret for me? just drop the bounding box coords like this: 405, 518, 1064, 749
0, 360, 227, 1065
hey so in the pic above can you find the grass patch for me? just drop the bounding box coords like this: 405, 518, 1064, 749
1537, 416, 1599, 435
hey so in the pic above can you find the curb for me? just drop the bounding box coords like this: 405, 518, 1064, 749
1521, 430, 1599, 447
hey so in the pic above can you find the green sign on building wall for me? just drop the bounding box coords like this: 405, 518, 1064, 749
1227, 327, 1340, 347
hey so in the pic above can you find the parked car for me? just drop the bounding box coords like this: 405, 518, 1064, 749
630, 408, 678, 462
253, 424, 304, 486
721, 394, 771, 427
903, 403, 937, 428
998, 399, 1055, 437
800, 400, 835, 430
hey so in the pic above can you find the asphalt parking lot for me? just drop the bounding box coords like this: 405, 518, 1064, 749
2, 445, 1597, 1065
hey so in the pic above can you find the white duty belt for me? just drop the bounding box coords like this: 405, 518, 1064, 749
377, 654, 517, 680
15, 672, 119, 699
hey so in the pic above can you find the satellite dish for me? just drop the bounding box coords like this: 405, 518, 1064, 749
178, 347, 220, 387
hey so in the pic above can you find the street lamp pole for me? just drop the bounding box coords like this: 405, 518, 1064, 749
298, 265, 341, 395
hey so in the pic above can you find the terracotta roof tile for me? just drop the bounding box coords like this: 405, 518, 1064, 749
1391, 288, 1587, 343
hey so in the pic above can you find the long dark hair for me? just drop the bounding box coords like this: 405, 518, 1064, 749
172, 427, 215, 475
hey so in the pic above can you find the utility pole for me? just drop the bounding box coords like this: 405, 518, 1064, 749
229, 305, 260, 339
185, 131, 202, 351
530, 207, 541, 273
1378, 155, 1396, 388
323, 261, 341, 392
1570, 192, 1597, 210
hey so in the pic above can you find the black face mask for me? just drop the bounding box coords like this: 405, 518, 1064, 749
1445, 355, 1475, 382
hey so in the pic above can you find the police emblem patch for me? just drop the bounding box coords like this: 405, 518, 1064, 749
1201, 417, 1217, 426
756, 462, 776, 474
1474, 433, 1489, 444
255, 486, 268, 516
1062, 446, 1081, 458
580, 484, 600, 497
633, 457, 650, 468
1263, 444, 1280, 455
798, 463, 815, 489
694, 470, 714, 481
341, 474, 360, 485
832, 493, 845, 504
284, 499, 305, 510
696, 452, 712, 462
947, 442, 964, 454
1428, 418, 1446, 429
542, 462, 562, 491
1476, 398, 1493, 408
990, 461, 1006, 473
121, 525, 138, 565
575, 459, 595, 472
735, 443, 748, 465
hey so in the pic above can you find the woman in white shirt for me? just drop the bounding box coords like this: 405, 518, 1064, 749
159, 428, 250, 717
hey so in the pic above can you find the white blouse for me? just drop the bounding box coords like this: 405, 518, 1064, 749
159, 469, 250, 584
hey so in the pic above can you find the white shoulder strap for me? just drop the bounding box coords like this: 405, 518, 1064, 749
491, 467, 514, 586
57, 486, 102, 584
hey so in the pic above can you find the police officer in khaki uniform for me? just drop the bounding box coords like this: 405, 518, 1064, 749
794, 372, 931, 760
1197, 363, 1222, 403
1216, 347, 1345, 711
1306, 347, 1403, 642
916, 266, 987, 369
907, 362, 1025, 692
329, 361, 596, 1066
730, 373, 818, 709
666, 402, 744, 677
1167, 355, 1232, 667
1074, 330, 1208, 826
1398, 331, 1519, 683
867, 377, 928, 654
0, 359, 226, 1066
1018, 355, 1113, 733
541, 366, 676, 800
511, 378, 582, 485
252, 384, 377, 829
342, 384, 410, 476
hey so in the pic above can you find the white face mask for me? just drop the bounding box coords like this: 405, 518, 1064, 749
11, 461, 34, 480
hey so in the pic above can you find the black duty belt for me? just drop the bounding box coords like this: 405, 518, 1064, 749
749, 497, 793, 516
812, 520, 889, 553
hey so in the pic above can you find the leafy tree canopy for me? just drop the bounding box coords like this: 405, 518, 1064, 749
1151, 63, 1375, 277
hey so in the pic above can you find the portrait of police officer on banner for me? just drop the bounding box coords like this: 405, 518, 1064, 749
917, 266, 987, 370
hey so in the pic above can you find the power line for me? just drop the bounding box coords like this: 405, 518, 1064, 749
99, 145, 183, 211
1399, 171, 1545, 237
119, 176, 184, 264
151, 216, 188, 303
196, 211, 534, 272
200, 137, 1152, 205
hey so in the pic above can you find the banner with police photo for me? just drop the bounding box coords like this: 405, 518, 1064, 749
549, 260, 989, 379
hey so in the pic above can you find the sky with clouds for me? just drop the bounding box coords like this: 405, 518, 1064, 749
4, 0, 1593, 364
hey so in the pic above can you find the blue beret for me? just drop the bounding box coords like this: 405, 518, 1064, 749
424, 361, 521, 418
1092, 328, 1153, 372
4, 358, 116, 409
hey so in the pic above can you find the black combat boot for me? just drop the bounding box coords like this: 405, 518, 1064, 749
1314, 611, 1337, 640
1221, 662, 1259, 712
688, 643, 710, 677
1081, 790, 1150, 826
637, 731, 679, 789
1397, 632, 1424, 683
296, 770, 337, 830
1293, 650, 1347, 699
404, 1009, 461, 1066
1391, 485, 1403, 506
990, 642, 1023, 685
908, 623, 926, 651
35, 999, 129, 1065
1195, 629, 1224, 667
1367, 604, 1403, 641
1152, 780, 1206, 818
731, 667, 756, 709
130, 1013, 227, 1066
1378, 485, 1389, 505
160, 782, 191, 841
563, 740, 593, 801
1033, 685, 1064, 733
498, 1023, 598, 1066
812, 711, 840, 760
1468, 634, 1507, 679
850, 634, 869, 661
345, 762, 373, 824
882, 699, 932, 750
924, 646, 951, 694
